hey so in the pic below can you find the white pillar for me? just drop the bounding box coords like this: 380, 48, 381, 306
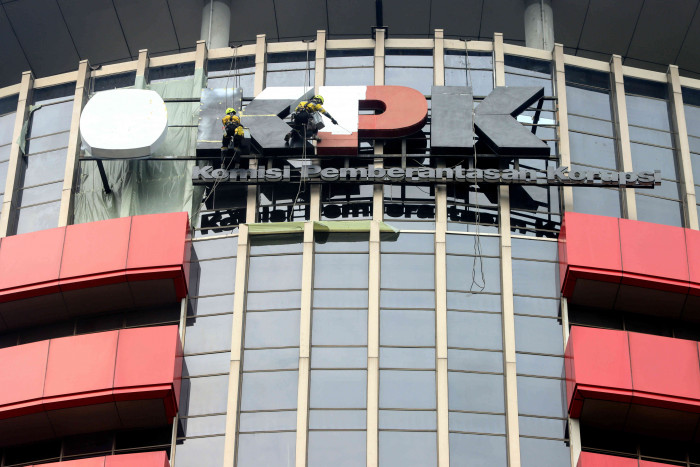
523, 0, 554, 51
200, 0, 231, 50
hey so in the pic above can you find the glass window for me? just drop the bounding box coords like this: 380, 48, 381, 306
385, 50, 434, 95
512, 260, 558, 297
380, 290, 435, 309
379, 410, 436, 430
239, 411, 297, 432
447, 311, 502, 350
449, 433, 507, 467
446, 234, 500, 257
266, 52, 315, 88
180, 415, 226, 437
19, 181, 62, 206
380, 309, 435, 346
448, 372, 504, 412
310, 370, 367, 408
184, 314, 233, 354
315, 289, 368, 308
381, 233, 435, 253
520, 437, 571, 467
511, 238, 557, 261
308, 431, 366, 467
176, 436, 225, 467
240, 371, 298, 410
243, 348, 299, 371
315, 232, 369, 252
569, 132, 617, 169
448, 349, 503, 373
315, 253, 368, 288
22, 150, 67, 187
246, 290, 301, 310
311, 347, 366, 369
248, 254, 303, 291
183, 352, 230, 377
380, 347, 435, 369
514, 315, 563, 355
237, 432, 296, 467
180, 375, 229, 417
244, 310, 300, 348
572, 186, 622, 218
312, 309, 367, 345
636, 194, 684, 227
325, 49, 374, 86
625, 94, 671, 131
379, 432, 437, 467
309, 409, 366, 429
447, 292, 501, 312
449, 412, 505, 434
380, 370, 436, 409
192, 237, 237, 260
28, 99, 74, 137
518, 415, 566, 438
446, 255, 501, 293
194, 258, 237, 296
15, 201, 60, 234
516, 353, 564, 378
516, 376, 566, 417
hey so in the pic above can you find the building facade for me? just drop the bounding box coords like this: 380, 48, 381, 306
0, 2, 700, 466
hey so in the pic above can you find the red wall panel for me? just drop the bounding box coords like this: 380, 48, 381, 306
577, 451, 638, 467
27, 451, 169, 467
0, 326, 181, 446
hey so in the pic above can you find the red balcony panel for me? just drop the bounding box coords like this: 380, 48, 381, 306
0, 326, 181, 447
59, 217, 131, 291
38, 458, 106, 467
29, 451, 170, 467
685, 229, 700, 296
126, 212, 190, 299
0, 226, 66, 301
619, 219, 689, 294
628, 332, 700, 409
577, 451, 638, 467
42, 331, 119, 411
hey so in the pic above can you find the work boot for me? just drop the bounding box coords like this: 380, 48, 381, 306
284, 133, 291, 143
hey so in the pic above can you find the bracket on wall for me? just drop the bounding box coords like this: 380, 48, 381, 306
95, 159, 112, 194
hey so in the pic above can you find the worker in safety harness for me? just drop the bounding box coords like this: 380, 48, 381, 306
221, 107, 245, 161
284, 95, 338, 143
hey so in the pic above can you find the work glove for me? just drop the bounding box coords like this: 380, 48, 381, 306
331, 118, 338, 125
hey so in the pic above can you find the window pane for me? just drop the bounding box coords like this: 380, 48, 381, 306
244, 310, 300, 348
248, 255, 303, 291
569, 132, 617, 169
379, 410, 436, 430
512, 260, 558, 297
380, 309, 435, 346
636, 195, 683, 227
520, 437, 571, 467
380, 348, 435, 369
315, 254, 368, 288
311, 347, 367, 369
309, 409, 366, 429
184, 314, 233, 354
195, 258, 237, 296
16, 201, 60, 234
514, 315, 564, 355
180, 375, 229, 416
381, 254, 435, 289
315, 289, 368, 308
448, 349, 503, 373
310, 370, 367, 408
312, 309, 367, 345
446, 256, 501, 293
380, 290, 435, 309
239, 411, 296, 432
183, 352, 230, 377
449, 433, 507, 467
447, 292, 501, 312
517, 376, 566, 417
379, 432, 437, 467
572, 187, 621, 218
243, 348, 299, 371
448, 372, 504, 412
308, 431, 366, 467
449, 412, 505, 434
380, 370, 436, 409
246, 291, 301, 310
237, 433, 296, 467
518, 415, 566, 438
516, 354, 564, 378
240, 371, 298, 410
382, 233, 435, 253
180, 414, 226, 437
176, 436, 224, 467
447, 311, 502, 350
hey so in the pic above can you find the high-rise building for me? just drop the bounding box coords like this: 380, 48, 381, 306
0, 1, 699, 466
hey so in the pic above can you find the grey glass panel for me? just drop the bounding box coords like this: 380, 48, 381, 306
447, 311, 502, 350
379, 410, 436, 430
520, 437, 571, 467
517, 376, 566, 417
315, 233, 369, 252
195, 258, 236, 296
29, 100, 73, 137
312, 309, 367, 345
448, 372, 504, 412
308, 431, 366, 467
446, 292, 501, 312
19, 181, 62, 206
243, 348, 299, 371
0, 145, 9, 162
385, 53, 433, 66
513, 296, 559, 318
569, 132, 617, 169
184, 314, 232, 354
449, 412, 505, 434
266, 70, 315, 87
446, 234, 499, 256
25, 131, 69, 155
246, 290, 301, 310
685, 104, 700, 137
248, 254, 303, 291
244, 310, 300, 347
309, 409, 366, 429
381, 233, 435, 253
379, 432, 437, 467
445, 69, 494, 95
190, 294, 234, 315
447, 349, 503, 372
516, 354, 564, 378
566, 84, 612, 120
628, 126, 674, 147
237, 433, 296, 467
183, 352, 229, 379
518, 416, 566, 438
325, 68, 374, 86
636, 195, 684, 227
240, 371, 298, 410
315, 289, 368, 308
310, 370, 367, 408
572, 186, 621, 218
180, 375, 229, 416
239, 410, 297, 432
380, 309, 435, 346
567, 115, 614, 137
180, 414, 226, 437
0, 113, 16, 145
381, 254, 435, 289
384, 220, 436, 231
385, 67, 434, 95
692, 136, 700, 154
193, 237, 237, 260
380, 348, 435, 369
315, 254, 368, 288
380, 370, 436, 409
23, 150, 67, 186
380, 290, 435, 309
631, 143, 678, 179
445, 52, 493, 69
16, 200, 60, 234
511, 238, 557, 261
446, 256, 501, 293
514, 315, 564, 355
311, 347, 367, 368
175, 436, 225, 467
512, 260, 558, 297
449, 433, 507, 467
326, 52, 374, 67
626, 94, 671, 130
207, 74, 255, 95
250, 236, 303, 254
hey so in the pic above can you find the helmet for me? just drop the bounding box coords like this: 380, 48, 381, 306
312, 95, 324, 104
226, 107, 236, 115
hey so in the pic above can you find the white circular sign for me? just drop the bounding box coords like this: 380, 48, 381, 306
80, 89, 168, 159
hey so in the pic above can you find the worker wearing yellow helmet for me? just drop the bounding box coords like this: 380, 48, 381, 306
285, 95, 338, 143
222, 107, 245, 161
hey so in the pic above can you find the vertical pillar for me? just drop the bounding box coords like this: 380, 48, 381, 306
200, 0, 231, 50
435, 163, 449, 467
134, 49, 150, 89
668, 65, 699, 230
523, 0, 554, 51
0, 71, 34, 237
58, 60, 90, 227
223, 224, 250, 467
553, 44, 573, 212
494, 32, 522, 467
610, 55, 637, 220
374, 29, 386, 86
296, 221, 315, 467
434, 29, 445, 86
254, 34, 267, 96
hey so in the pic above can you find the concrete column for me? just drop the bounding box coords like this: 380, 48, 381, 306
200, 0, 231, 50
523, 0, 554, 51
